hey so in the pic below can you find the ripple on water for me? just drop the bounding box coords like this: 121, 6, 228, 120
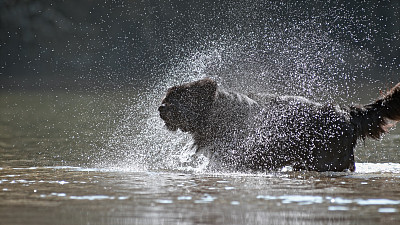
355, 163, 400, 174
194, 194, 217, 204
257, 195, 400, 207
38, 193, 130, 201
328, 206, 349, 211
378, 208, 398, 213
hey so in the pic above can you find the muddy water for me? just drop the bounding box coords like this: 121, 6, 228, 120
1, 91, 400, 225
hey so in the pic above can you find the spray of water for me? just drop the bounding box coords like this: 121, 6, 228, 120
94, 1, 383, 172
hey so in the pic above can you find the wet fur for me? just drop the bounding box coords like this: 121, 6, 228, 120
159, 78, 400, 172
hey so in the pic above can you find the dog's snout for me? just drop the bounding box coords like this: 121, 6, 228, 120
158, 104, 166, 112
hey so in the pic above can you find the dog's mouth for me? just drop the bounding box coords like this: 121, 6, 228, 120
164, 121, 178, 131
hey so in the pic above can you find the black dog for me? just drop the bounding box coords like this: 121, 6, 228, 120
159, 78, 400, 172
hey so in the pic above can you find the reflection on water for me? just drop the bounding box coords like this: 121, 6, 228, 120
0, 165, 400, 225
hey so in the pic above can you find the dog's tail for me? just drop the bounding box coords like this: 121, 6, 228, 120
350, 82, 400, 140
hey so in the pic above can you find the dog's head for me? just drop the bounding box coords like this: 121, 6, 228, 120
158, 78, 217, 132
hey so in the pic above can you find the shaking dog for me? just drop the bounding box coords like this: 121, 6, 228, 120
159, 78, 400, 172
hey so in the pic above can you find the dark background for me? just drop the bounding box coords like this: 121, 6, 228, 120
1, 0, 399, 91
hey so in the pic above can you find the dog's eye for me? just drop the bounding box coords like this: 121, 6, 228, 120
167, 98, 180, 106
162, 98, 173, 106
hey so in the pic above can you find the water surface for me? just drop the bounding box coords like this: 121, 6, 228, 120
1, 165, 400, 225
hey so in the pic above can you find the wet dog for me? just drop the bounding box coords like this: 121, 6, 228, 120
159, 78, 400, 172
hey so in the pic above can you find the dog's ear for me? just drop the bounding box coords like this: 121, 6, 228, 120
187, 78, 217, 102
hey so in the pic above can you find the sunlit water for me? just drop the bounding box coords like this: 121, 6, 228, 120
0, 164, 400, 225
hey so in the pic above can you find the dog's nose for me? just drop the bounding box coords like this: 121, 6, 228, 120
158, 104, 166, 112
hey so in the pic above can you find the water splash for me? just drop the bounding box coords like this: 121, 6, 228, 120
94, 1, 381, 172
